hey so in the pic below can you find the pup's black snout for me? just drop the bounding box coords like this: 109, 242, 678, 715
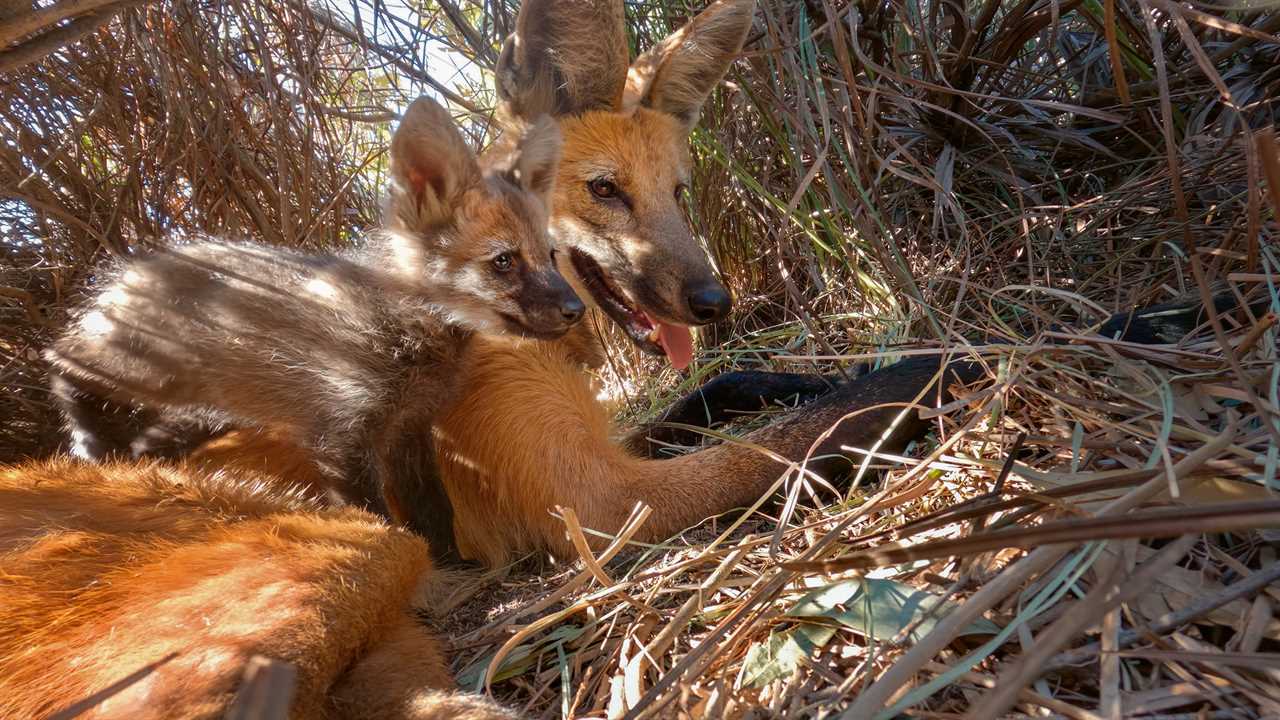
558, 292, 585, 325
520, 269, 586, 337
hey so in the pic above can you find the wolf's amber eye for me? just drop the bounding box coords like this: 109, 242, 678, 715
588, 178, 618, 199
492, 252, 515, 272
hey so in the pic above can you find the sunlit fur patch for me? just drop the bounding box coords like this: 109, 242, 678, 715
79, 310, 113, 338
556, 107, 692, 196
304, 278, 338, 299
96, 287, 129, 307
443, 302, 503, 334
384, 230, 454, 291
68, 429, 95, 460
0, 457, 442, 719
452, 266, 488, 297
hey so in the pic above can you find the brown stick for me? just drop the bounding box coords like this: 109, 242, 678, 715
0, 0, 148, 75
785, 500, 1280, 573
225, 655, 298, 720
1045, 559, 1280, 672
840, 423, 1237, 718
963, 535, 1200, 720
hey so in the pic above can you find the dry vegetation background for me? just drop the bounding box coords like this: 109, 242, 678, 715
2, 0, 1280, 718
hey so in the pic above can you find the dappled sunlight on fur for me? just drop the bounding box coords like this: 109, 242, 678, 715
0, 458, 515, 719
5, 3, 770, 716
43, 94, 578, 563
188, 0, 776, 568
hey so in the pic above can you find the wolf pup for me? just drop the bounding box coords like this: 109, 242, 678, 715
45, 96, 582, 562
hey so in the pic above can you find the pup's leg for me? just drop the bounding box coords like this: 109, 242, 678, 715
376, 427, 460, 566
47, 372, 147, 460
311, 438, 391, 515
308, 416, 461, 565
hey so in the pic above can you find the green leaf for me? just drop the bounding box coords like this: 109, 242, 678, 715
456, 624, 584, 691
787, 578, 1001, 643
741, 623, 837, 688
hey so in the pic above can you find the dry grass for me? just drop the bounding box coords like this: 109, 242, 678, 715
0, 0, 496, 459
444, 1, 1280, 717
454, 303, 1280, 718
3, 0, 1280, 718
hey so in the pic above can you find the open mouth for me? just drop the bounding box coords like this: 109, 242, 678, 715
568, 248, 695, 369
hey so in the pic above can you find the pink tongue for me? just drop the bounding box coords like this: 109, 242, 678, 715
656, 321, 695, 370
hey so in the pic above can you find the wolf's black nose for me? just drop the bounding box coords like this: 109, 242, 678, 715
685, 282, 731, 324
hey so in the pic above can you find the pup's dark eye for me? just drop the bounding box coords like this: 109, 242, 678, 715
588, 178, 618, 199
492, 252, 515, 272
674, 184, 687, 200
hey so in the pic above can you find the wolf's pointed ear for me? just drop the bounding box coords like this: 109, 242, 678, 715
388, 96, 481, 228
496, 0, 629, 119
622, 0, 755, 129
498, 116, 563, 206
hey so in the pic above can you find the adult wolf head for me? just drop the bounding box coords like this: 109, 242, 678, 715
496, 0, 755, 369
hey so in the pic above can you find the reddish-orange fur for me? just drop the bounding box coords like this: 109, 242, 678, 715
187, 426, 329, 496
0, 458, 515, 719
195, 1, 768, 567
436, 333, 889, 564
8, 1, 776, 714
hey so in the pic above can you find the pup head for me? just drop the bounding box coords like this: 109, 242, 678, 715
385, 95, 583, 339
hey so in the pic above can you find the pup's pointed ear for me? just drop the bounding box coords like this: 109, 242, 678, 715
388, 96, 481, 228
495, 0, 629, 119
622, 0, 755, 129
496, 116, 562, 206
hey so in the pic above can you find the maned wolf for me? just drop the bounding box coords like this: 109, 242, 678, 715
191, 0, 796, 566
44, 95, 581, 561
0, 458, 520, 720
1, 297, 1230, 718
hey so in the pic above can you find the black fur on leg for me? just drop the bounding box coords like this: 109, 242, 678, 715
1091, 293, 1269, 344
48, 372, 148, 460
375, 427, 462, 566
622, 370, 853, 457
759, 355, 985, 484
634, 293, 1266, 466
784, 293, 1269, 485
